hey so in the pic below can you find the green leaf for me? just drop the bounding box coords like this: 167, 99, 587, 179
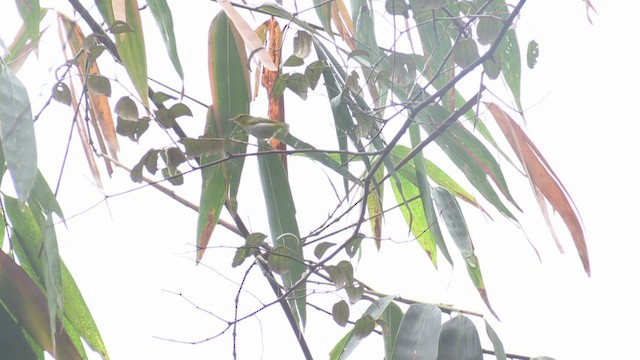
0, 66, 37, 202
169, 102, 192, 118
313, 241, 335, 259
283, 55, 304, 67
313, 0, 333, 37
452, 38, 480, 68
284, 72, 310, 100
4, 196, 108, 359
385, 0, 409, 17
498, 29, 522, 112
293, 30, 313, 58
41, 214, 63, 354
0, 251, 82, 360
232, 233, 266, 268
332, 300, 350, 327
304, 60, 325, 90
419, 104, 518, 219
353, 315, 375, 339
477, 17, 502, 45
147, 0, 184, 80
367, 165, 384, 249
114, 96, 138, 121
485, 320, 506, 360
87, 75, 111, 97
527, 40, 539, 69
432, 188, 497, 318
52, 82, 71, 106
380, 302, 403, 360
326, 260, 354, 289
180, 137, 225, 159
276, 131, 362, 186
108, 0, 149, 107
258, 144, 306, 328
393, 304, 442, 360
207, 12, 250, 214
28, 170, 64, 220
330, 296, 395, 360
15, 0, 40, 53
437, 315, 482, 360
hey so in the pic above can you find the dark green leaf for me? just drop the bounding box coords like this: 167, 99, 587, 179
52, 82, 71, 106
169, 102, 192, 118
28, 171, 63, 219
87, 74, 111, 97
285, 72, 310, 100
313, 241, 336, 259
326, 260, 354, 289
180, 138, 225, 159
0, 66, 37, 202
283, 55, 304, 67
313, 0, 333, 37
108, 20, 132, 34
304, 60, 325, 90
393, 304, 442, 360
380, 302, 404, 360
345, 235, 363, 258
332, 300, 350, 327
483, 55, 502, 80
161, 167, 183, 185
41, 214, 63, 354
527, 40, 539, 69
163, 147, 185, 171
485, 321, 506, 360
498, 29, 522, 112
0, 305, 40, 360
154, 108, 175, 128
258, 144, 306, 327
114, 96, 138, 121
385, 0, 409, 17
437, 315, 482, 360
267, 245, 293, 274
353, 315, 375, 340
452, 38, 480, 68
232, 233, 266, 267
345, 283, 364, 303
147, 0, 184, 79
477, 17, 502, 45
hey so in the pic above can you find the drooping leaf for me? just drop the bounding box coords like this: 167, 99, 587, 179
486, 103, 590, 275
313, 242, 336, 259
527, 40, 539, 69
4, 8, 47, 73
380, 301, 403, 360
41, 214, 63, 354
179, 138, 225, 159
4, 196, 109, 359
432, 187, 498, 318
0, 251, 82, 360
147, 0, 184, 80
498, 29, 522, 113
208, 12, 250, 214
52, 82, 71, 106
437, 315, 482, 360
485, 320, 506, 360
313, 0, 333, 37
392, 304, 442, 360
0, 66, 37, 202
452, 38, 480, 68
87, 75, 111, 97
232, 233, 266, 268
257, 143, 306, 328
15, 0, 41, 54
0, 305, 40, 359
367, 164, 384, 249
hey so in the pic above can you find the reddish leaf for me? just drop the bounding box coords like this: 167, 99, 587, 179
486, 103, 589, 275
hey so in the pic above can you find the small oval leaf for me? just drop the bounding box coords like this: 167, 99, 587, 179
114, 96, 138, 121
332, 300, 350, 327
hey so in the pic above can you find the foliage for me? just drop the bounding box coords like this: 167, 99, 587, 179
0, 0, 590, 359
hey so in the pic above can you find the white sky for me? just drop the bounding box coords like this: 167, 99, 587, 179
2, 1, 639, 359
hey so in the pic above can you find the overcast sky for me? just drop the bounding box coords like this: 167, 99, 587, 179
2, 1, 639, 359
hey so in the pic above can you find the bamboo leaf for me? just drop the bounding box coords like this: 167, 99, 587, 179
485, 320, 506, 360
313, 0, 333, 37
437, 315, 482, 360
380, 301, 403, 360
0, 305, 40, 359
41, 214, 63, 354
217, 0, 276, 70
4, 196, 108, 359
258, 143, 306, 328
367, 165, 384, 249
208, 12, 250, 213
147, 0, 184, 80
486, 102, 590, 275
392, 304, 442, 360
432, 187, 498, 318
0, 66, 37, 203
15, 0, 41, 54
275, 132, 362, 185
0, 251, 82, 360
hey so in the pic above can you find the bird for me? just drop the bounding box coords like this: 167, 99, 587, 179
230, 114, 289, 140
